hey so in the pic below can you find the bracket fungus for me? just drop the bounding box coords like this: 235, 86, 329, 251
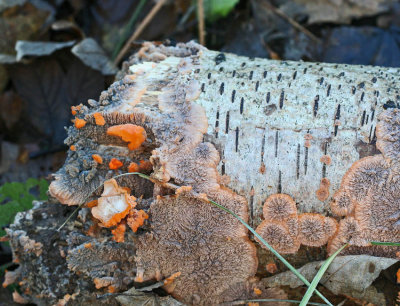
45, 41, 260, 304
256, 194, 337, 253
8, 41, 400, 304
328, 108, 400, 257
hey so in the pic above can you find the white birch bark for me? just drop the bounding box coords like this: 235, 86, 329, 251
131, 44, 400, 224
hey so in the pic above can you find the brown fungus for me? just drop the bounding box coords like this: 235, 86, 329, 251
48, 42, 258, 304
255, 220, 300, 254
256, 193, 337, 253
328, 108, 400, 257
262, 194, 297, 222
297, 213, 337, 247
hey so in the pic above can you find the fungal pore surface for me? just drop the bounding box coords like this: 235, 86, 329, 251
328, 108, 400, 257
46, 41, 258, 305
255, 194, 337, 254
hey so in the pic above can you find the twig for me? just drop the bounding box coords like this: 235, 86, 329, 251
114, 0, 168, 65
261, 0, 321, 44
112, 0, 148, 61
197, 0, 205, 45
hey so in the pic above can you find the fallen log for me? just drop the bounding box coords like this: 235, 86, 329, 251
5, 41, 400, 305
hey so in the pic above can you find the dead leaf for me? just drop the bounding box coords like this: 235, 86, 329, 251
263, 255, 398, 305
116, 286, 183, 306
0, 1, 53, 54
280, 0, 395, 25
8, 55, 105, 146
322, 26, 400, 67
0, 90, 23, 130
71, 38, 117, 75
15, 41, 75, 61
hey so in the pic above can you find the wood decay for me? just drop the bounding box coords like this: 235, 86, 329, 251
4, 41, 400, 305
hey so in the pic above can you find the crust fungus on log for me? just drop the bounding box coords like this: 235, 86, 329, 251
256, 194, 337, 253
5, 41, 400, 305
328, 109, 400, 257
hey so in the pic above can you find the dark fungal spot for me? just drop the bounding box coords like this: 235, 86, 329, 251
383, 100, 399, 109
327, 84, 331, 97
319, 77, 324, 85
232, 70, 236, 77
358, 82, 365, 89
278, 171, 282, 193
296, 144, 300, 179
201, 83, 205, 92
231, 90, 236, 103
338, 72, 345, 77
371, 77, 377, 83
219, 67, 224, 72
225, 112, 230, 134
255, 81, 259, 91
279, 91, 284, 109
207, 73, 211, 79
235, 127, 239, 152
263, 71, 267, 78
241, 62, 246, 67
194, 69, 200, 73
264, 104, 276, 116
335, 104, 341, 120
215, 110, 219, 138
277, 73, 282, 81
361, 110, 366, 126
313, 95, 319, 117
215, 53, 226, 65
219, 83, 224, 95
266, 92, 271, 103
368, 262, 375, 273
361, 92, 365, 101
249, 71, 253, 80
240, 98, 244, 114
293, 71, 297, 80
352, 86, 356, 94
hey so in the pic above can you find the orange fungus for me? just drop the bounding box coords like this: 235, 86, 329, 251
93, 112, 106, 126
92, 154, 103, 164
70, 145, 76, 151
71, 105, 81, 115
112, 223, 126, 243
109, 158, 123, 170
127, 209, 149, 232
74, 118, 86, 129
128, 162, 139, 173
107, 124, 147, 150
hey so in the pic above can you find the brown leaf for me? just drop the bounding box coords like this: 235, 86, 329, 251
8, 54, 105, 146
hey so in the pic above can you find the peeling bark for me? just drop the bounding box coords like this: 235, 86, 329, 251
6, 42, 400, 305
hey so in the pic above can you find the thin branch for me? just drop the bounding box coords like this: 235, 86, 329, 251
197, 0, 205, 45
261, 0, 321, 44
114, 0, 168, 65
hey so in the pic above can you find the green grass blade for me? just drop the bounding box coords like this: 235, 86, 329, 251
111, 0, 147, 60
299, 244, 347, 306
208, 199, 333, 306
370, 241, 400, 246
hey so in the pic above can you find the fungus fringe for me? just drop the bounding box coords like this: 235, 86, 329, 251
57, 172, 335, 306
